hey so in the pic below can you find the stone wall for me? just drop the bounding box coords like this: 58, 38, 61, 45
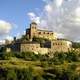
26, 22, 57, 40
21, 42, 40, 52
50, 40, 72, 53
37, 48, 49, 55
36, 30, 57, 40
20, 42, 49, 54
10, 39, 72, 54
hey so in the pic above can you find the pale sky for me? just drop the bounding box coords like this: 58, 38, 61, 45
0, 0, 80, 42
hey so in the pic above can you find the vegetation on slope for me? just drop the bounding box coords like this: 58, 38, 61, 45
72, 42, 80, 48
0, 50, 80, 80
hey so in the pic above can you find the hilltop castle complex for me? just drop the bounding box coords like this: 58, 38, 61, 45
26, 22, 57, 41
5, 22, 72, 54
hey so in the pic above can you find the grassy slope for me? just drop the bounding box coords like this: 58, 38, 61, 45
0, 57, 80, 75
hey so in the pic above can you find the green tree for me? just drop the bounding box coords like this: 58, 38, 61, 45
7, 69, 17, 80
2, 52, 14, 60
66, 50, 78, 62
23, 67, 33, 80
21, 35, 29, 41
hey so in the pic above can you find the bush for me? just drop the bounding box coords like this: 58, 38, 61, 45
0, 52, 14, 60
7, 69, 17, 80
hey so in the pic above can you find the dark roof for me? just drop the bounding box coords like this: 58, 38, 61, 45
15, 41, 40, 44
57, 38, 70, 41
38, 29, 53, 32
26, 28, 30, 30
31, 22, 37, 25
26, 28, 30, 32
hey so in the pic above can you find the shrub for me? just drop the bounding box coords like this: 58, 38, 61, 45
7, 69, 17, 80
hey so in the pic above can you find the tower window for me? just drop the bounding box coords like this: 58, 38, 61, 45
38, 32, 41, 34
52, 33, 53, 35
44, 32, 46, 34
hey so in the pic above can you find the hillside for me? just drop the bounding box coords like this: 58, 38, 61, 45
0, 51, 80, 80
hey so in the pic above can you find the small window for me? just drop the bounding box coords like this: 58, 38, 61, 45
58, 43, 60, 45
56, 43, 57, 45
38, 32, 41, 34
50, 33, 52, 35
32, 26, 34, 28
36, 47, 38, 48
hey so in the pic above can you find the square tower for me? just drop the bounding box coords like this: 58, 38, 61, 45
30, 22, 37, 40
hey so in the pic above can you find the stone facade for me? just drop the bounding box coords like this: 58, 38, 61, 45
50, 40, 72, 53
26, 22, 57, 41
5, 22, 72, 54
19, 40, 72, 54
6, 48, 11, 52
20, 42, 40, 53
20, 42, 49, 54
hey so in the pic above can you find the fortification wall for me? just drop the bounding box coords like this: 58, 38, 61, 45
50, 40, 72, 53
20, 43, 49, 54
20, 43, 40, 52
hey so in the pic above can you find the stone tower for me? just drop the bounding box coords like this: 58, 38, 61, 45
30, 22, 37, 40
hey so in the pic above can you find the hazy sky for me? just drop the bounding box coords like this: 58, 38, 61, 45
0, 0, 80, 42
0, 0, 44, 42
